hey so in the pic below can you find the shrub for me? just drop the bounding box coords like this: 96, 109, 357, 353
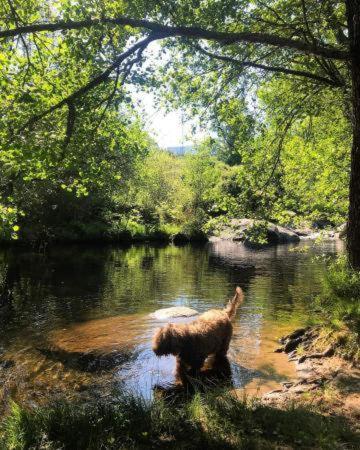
243, 221, 269, 246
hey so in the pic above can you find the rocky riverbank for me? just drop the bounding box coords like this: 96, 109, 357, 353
209, 218, 345, 245
263, 326, 360, 432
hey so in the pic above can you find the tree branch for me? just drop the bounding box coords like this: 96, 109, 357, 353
195, 45, 344, 87
0, 16, 350, 60
90, 49, 143, 139
16, 33, 161, 134
62, 101, 76, 151
6, 0, 33, 85
258, 112, 296, 193
300, 0, 317, 44
258, 89, 317, 193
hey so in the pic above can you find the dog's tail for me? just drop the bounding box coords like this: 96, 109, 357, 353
225, 287, 244, 320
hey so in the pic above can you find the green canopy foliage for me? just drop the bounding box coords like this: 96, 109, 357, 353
0, 0, 353, 243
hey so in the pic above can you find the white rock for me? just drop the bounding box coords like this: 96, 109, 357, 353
150, 306, 199, 320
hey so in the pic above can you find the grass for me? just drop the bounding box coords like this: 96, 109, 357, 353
1, 390, 358, 450
315, 255, 360, 362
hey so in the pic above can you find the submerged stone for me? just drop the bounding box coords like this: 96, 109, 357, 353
150, 306, 199, 320
48, 314, 147, 355
37, 347, 135, 372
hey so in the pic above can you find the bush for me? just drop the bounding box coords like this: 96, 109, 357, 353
243, 221, 269, 246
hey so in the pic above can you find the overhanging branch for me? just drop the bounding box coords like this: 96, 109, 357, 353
16, 33, 161, 134
0, 16, 350, 60
195, 45, 344, 87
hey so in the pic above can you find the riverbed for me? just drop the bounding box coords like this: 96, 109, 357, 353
0, 239, 344, 408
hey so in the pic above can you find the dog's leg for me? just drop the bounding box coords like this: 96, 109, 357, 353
175, 356, 189, 385
187, 353, 206, 377
216, 330, 232, 358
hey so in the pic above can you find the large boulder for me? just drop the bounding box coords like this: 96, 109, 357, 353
266, 223, 300, 244
337, 223, 347, 239
213, 219, 299, 244
43, 314, 148, 372
293, 227, 313, 237
48, 314, 146, 354
37, 347, 134, 372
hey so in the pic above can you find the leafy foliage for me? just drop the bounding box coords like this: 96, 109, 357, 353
319, 256, 360, 331
0, 0, 352, 243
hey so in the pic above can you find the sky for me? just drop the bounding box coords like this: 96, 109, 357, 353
133, 90, 206, 149
129, 41, 208, 149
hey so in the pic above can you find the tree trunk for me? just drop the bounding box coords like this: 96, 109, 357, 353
346, 0, 360, 268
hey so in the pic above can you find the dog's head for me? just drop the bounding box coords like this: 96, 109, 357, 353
152, 324, 178, 356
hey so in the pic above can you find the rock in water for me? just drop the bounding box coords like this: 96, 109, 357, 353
211, 218, 300, 244
266, 223, 300, 244
43, 314, 148, 372
37, 347, 135, 372
48, 314, 147, 354
150, 306, 199, 320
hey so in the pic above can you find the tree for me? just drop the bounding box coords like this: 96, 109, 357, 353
0, 0, 359, 265
346, 0, 360, 268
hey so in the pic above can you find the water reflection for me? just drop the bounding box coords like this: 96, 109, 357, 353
0, 240, 343, 407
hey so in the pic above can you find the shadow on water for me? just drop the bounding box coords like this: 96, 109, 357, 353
36, 347, 137, 373
0, 240, 344, 408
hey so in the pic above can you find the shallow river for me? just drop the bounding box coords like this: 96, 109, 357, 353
0, 239, 344, 407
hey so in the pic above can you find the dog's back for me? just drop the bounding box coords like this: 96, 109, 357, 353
179, 310, 232, 362
188, 286, 243, 330
152, 287, 244, 367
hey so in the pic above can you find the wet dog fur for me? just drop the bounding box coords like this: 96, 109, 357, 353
152, 287, 244, 380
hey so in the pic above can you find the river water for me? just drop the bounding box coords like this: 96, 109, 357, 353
0, 239, 344, 408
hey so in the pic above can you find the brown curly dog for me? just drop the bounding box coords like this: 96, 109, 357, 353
152, 287, 244, 378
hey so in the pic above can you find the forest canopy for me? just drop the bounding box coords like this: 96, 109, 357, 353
0, 0, 356, 249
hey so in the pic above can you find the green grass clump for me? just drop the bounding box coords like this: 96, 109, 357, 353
1, 390, 358, 450
315, 255, 360, 361
319, 256, 360, 330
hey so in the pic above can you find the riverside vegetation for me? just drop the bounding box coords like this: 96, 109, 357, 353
0, 2, 352, 247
